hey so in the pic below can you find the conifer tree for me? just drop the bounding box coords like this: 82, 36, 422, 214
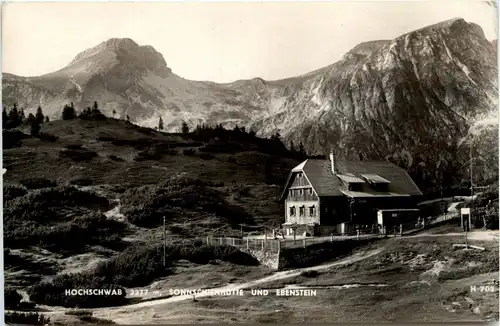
158, 116, 164, 130
35, 106, 44, 123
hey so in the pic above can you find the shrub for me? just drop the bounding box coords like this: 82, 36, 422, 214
30, 121, 41, 136
78, 316, 116, 324
3, 184, 28, 201
5, 287, 22, 308
5, 186, 110, 218
199, 139, 244, 153
300, 270, 320, 278
97, 136, 116, 142
199, 152, 215, 160
92, 243, 258, 288
183, 149, 196, 156
133, 146, 162, 161
65, 143, 83, 150
20, 177, 57, 190
108, 154, 124, 162
93, 244, 171, 288
120, 176, 245, 227
3, 129, 27, 149
69, 178, 94, 186
39, 132, 58, 142
18, 301, 37, 310
4, 212, 126, 253
4, 312, 50, 325
238, 185, 251, 197
28, 273, 127, 308
65, 310, 93, 317
60, 148, 98, 161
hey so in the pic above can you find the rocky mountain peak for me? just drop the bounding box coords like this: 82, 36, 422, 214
68, 38, 171, 75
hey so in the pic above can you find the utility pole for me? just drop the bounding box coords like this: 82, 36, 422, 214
469, 142, 473, 223
163, 216, 166, 267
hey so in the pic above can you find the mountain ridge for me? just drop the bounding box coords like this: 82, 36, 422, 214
3, 17, 498, 191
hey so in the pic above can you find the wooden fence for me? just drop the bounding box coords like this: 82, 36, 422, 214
161, 213, 460, 252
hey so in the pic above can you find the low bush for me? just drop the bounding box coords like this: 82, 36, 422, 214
30, 242, 257, 308
3, 184, 28, 201
183, 149, 196, 156
20, 177, 57, 190
108, 154, 124, 162
199, 152, 215, 160
18, 301, 37, 310
97, 136, 116, 142
120, 176, 247, 227
78, 316, 116, 324
39, 132, 58, 142
60, 148, 98, 161
279, 239, 376, 270
3, 129, 27, 149
65, 143, 83, 150
300, 270, 320, 278
69, 178, 94, 186
4, 248, 57, 275
28, 273, 127, 308
4, 312, 50, 325
5, 212, 126, 253
65, 309, 93, 317
4, 186, 110, 222
93, 242, 258, 288
198, 139, 244, 153
5, 287, 22, 309
93, 244, 171, 287
133, 146, 162, 161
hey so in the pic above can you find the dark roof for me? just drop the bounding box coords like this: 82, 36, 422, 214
281, 159, 422, 199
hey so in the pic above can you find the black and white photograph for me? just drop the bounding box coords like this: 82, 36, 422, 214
2, 1, 499, 324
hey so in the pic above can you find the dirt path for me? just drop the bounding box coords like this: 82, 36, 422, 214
99, 248, 383, 312
407, 230, 499, 241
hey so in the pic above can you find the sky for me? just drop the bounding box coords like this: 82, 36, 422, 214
2, 1, 498, 83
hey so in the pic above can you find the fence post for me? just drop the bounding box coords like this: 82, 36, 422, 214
220, 238, 223, 245
303, 239, 306, 248
261, 240, 264, 251
232, 238, 235, 246
356, 229, 360, 240
330, 233, 333, 242
422, 218, 426, 229
399, 224, 403, 236
246, 238, 249, 250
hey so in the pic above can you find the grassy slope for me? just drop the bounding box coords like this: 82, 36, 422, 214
4, 118, 298, 225
91, 231, 498, 324
3, 118, 298, 290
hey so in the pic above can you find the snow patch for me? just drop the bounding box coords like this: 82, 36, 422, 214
441, 39, 477, 85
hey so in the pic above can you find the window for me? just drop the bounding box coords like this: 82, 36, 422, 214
309, 205, 315, 217
289, 206, 296, 216
297, 173, 302, 179
299, 189, 303, 196
308, 188, 313, 195
299, 206, 305, 217
349, 183, 362, 191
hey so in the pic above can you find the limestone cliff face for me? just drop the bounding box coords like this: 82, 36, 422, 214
3, 18, 497, 189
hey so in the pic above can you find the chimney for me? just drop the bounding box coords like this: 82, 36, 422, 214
329, 151, 336, 174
